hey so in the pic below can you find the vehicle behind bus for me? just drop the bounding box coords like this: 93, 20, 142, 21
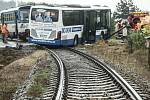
28, 5, 111, 46
128, 11, 150, 30
0, 6, 31, 41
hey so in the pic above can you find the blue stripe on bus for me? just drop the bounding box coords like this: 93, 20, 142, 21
28, 37, 81, 46
28, 37, 61, 46
62, 27, 82, 33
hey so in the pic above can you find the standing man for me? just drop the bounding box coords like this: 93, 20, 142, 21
115, 19, 123, 39
122, 21, 128, 42
1, 23, 9, 43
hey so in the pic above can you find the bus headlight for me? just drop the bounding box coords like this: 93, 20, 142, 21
31, 29, 38, 38
49, 30, 56, 39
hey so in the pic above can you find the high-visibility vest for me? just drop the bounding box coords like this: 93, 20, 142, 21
1, 25, 8, 34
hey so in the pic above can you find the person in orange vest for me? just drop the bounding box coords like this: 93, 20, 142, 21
1, 23, 9, 43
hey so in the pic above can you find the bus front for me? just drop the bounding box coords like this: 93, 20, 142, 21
28, 6, 61, 46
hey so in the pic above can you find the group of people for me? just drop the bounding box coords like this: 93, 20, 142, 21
0, 23, 9, 43
35, 12, 53, 22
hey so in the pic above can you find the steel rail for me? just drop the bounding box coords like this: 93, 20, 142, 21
48, 50, 65, 100
68, 47, 142, 100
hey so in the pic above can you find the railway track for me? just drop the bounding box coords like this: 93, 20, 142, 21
13, 49, 64, 100
54, 48, 143, 100
13, 47, 146, 100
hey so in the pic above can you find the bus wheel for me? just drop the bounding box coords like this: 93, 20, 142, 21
73, 35, 78, 46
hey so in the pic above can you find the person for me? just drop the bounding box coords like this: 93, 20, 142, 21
122, 21, 128, 42
44, 12, 52, 23
1, 23, 9, 43
35, 13, 43, 22
115, 19, 123, 38
127, 15, 134, 28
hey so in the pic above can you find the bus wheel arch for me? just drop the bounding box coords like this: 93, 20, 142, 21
73, 35, 78, 46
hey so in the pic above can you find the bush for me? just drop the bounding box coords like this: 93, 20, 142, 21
127, 31, 146, 52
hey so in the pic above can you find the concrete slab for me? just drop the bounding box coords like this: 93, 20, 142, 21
0, 41, 36, 48
0, 41, 17, 48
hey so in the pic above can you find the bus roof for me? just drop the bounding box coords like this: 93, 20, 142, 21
0, 5, 31, 13
30, 5, 110, 11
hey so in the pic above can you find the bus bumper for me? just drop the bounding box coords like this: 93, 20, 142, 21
28, 37, 61, 46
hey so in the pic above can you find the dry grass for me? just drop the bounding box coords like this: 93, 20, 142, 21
78, 40, 150, 82
0, 50, 49, 100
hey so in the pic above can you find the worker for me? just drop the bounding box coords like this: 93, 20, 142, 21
122, 21, 128, 42
115, 19, 123, 38
1, 23, 9, 43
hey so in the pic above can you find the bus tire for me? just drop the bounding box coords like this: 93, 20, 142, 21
73, 35, 78, 46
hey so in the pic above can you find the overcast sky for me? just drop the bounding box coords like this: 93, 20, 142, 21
3, 0, 150, 12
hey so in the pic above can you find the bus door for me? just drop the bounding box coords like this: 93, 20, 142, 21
83, 10, 96, 43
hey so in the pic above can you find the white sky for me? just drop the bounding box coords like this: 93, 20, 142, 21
4, 0, 150, 12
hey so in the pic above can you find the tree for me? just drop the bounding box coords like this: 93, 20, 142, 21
113, 0, 138, 19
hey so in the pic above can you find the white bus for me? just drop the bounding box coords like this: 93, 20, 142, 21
0, 6, 31, 41
29, 5, 111, 46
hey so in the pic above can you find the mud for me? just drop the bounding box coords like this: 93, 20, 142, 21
0, 46, 36, 69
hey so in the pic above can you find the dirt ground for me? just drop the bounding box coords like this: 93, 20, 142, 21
0, 47, 36, 68
77, 39, 150, 92
0, 47, 49, 100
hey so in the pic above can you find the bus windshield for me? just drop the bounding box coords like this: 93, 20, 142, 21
20, 10, 30, 23
31, 8, 58, 22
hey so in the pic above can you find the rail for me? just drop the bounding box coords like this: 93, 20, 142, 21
48, 50, 64, 100
68, 47, 142, 100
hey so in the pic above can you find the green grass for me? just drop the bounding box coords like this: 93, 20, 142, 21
26, 84, 43, 97
26, 67, 51, 98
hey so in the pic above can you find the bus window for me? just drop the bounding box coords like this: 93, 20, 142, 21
101, 10, 106, 28
4, 14, 7, 21
62, 10, 84, 26
20, 10, 30, 22
96, 11, 101, 30
31, 8, 58, 22
96, 10, 111, 30
106, 10, 111, 28
8, 14, 10, 21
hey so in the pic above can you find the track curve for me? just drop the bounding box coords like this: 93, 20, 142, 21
54, 48, 142, 100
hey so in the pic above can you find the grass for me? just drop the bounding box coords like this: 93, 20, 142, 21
26, 84, 43, 98
80, 39, 150, 82
0, 84, 17, 100
26, 67, 51, 98
0, 50, 48, 100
